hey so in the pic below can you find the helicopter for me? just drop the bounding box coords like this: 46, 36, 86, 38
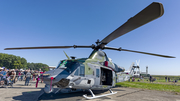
4, 2, 175, 99
133, 60, 141, 77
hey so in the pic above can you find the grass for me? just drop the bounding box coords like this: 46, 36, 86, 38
116, 81, 180, 94
152, 75, 180, 80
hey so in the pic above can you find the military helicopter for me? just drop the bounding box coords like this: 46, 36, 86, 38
133, 60, 141, 77
5, 2, 175, 99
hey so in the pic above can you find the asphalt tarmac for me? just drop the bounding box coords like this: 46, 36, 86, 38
1, 80, 180, 101
38, 87, 180, 101
0, 80, 45, 101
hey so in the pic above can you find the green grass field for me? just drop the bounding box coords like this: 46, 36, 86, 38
116, 75, 180, 95
116, 81, 180, 94
152, 75, 180, 80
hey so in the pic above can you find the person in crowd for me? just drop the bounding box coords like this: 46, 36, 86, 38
149, 75, 152, 82
25, 70, 31, 86
17, 70, 21, 81
2, 68, 7, 84
11, 69, 16, 84
168, 77, 170, 82
24, 70, 27, 75
0, 68, 7, 85
40, 71, 44, 83
6, 72, 12, 85
13, 69, 17, 82
14, 69, 19, 82
20, 70, 24, 81
165, 76, 167, 82
0, 67, 4, 85
132, 77, 135, 82
23, 70, 27, 80
174, 80, 178, 84
7, 70, 13, 85
30, 70, 34, 81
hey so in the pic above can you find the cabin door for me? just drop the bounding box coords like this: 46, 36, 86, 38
100, 67, 112, 86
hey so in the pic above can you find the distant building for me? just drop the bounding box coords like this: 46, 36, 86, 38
49, 66, 56, 70
140, 72, 150, 77
43, 66, 56, 70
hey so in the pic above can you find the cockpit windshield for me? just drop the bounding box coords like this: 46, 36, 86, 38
56, 60, 80, 73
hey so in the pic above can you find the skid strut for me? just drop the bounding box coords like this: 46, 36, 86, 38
83, 89, 117, 100
54, 88, 61, 94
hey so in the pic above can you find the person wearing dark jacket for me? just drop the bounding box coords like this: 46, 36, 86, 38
149, 75, 152, 82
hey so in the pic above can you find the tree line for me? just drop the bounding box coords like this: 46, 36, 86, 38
0, 53, 49, 71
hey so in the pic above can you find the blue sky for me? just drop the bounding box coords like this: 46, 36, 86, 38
0, 0, 179, 75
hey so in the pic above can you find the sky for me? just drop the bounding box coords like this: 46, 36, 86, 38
0, 0, 180, 75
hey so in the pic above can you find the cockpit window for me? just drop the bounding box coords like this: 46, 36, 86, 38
56, 60, 66, 68
56, 60, 80, 73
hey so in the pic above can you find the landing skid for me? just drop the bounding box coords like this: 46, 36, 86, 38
83, 89, 117, 100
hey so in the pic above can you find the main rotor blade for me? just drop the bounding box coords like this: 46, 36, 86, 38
4, 46, 73, 50
121, 49, 175, 58
100, 2, 164, 47
4, 45, 94, 50
104, 47, 175, 58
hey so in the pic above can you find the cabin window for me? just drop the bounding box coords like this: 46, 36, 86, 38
79, 64, 85, 76
74, 64, 85, 77
74, 68, 79, 76
96, 69, 100, 77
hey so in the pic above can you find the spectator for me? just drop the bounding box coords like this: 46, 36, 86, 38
149, 75, 152, 82
24, 70, 27, 75
30, 70, 34, 81
20, 70, 24, 81
2, 68, 7, 82
25, 70, 31, 86
165, 76, 167, 82
168, 77, 170, 82
15, 69, 19, 82
132, 78, 135, 82
40, 71, 44, 83
0, 67, 4, 85
17, 70, 21, 81
11, 69, 16, 83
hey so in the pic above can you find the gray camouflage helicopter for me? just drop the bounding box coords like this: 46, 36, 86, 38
5, 2, 175, 99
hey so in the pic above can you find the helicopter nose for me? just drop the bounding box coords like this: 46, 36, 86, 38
43, 68, 70, 86
56, 78, 70, 88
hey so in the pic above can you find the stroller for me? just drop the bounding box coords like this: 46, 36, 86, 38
0, 76, 13, 88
